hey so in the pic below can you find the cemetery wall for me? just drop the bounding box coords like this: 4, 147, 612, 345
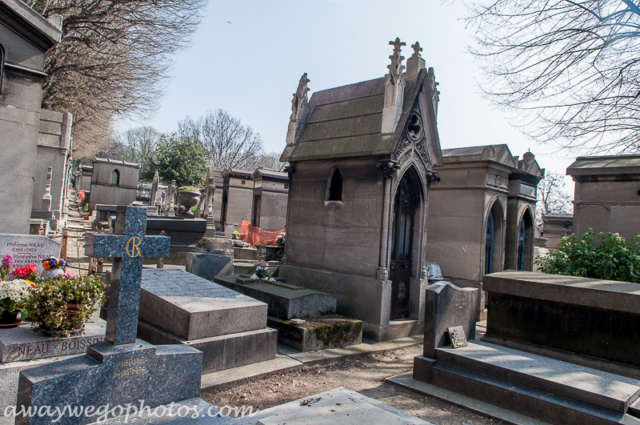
285, 157, 383, 277
573, 179, 640, 241
31, 110, 72, 230
0, 6, 60, 234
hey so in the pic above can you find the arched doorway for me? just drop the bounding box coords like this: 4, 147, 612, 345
390, 169, 420, 319
517, 209, 534, 271
485, 210, 495, 275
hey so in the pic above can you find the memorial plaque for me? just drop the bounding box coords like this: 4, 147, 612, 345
448, 325, 468, 348
0, 234, 60, 273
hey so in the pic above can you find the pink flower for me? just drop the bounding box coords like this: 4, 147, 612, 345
2, 253, 13, 269
62, 272, 75, 279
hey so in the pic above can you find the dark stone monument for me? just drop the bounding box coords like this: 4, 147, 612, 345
414, 282, 479, 382
15, 206, 204, 425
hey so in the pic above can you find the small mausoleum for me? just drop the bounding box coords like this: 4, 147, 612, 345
425, 145, 543, 287
88, 157, 140, 212
279, 39, 443, 341
251, 168, 289, 231
0, 0, 62, 234
220, 168, 254, 234
541, 212, 573, 250
567, 154, 640, 241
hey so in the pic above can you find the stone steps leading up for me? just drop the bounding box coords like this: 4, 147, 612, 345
427, 359, 640, 425
435, 341, 640, 414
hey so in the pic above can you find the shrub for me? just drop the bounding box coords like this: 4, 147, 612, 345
536, 229, 640, 283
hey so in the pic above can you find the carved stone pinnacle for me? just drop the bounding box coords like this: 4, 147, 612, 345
411, 41, 423, 58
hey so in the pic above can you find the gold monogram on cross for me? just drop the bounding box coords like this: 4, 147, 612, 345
125, 237, 142, 258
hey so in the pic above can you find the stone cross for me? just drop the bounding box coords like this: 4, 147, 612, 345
85, 206, 170, 345
411, 41, 423, 58
388, 37, 406, 81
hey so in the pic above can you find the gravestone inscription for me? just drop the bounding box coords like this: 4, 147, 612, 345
16, 206, 203, 425
447, 326, 468, 348
0, 234, 60, 273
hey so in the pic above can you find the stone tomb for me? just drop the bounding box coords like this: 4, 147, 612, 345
215, 274, 362, 352
137, 269, 277, 373
387, 280, 640, 424
0, 234, 60, 274
15, 206, 206, 424
0, 321, 105, 420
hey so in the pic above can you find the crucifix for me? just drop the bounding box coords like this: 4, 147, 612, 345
85, 206, 170, 345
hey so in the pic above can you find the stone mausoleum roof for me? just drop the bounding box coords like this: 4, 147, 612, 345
567, 154, 640, 176
282, 74, 428, 162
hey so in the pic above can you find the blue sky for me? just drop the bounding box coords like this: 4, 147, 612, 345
118, 0, 578, 184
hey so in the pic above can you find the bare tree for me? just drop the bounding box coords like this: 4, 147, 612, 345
468, 0, 640, 154
536, 172, 573, 225
115, 126, 161, 179
22, 0, 206, 156
179, 110, 266, 170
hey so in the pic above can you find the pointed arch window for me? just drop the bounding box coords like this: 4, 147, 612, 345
0, 44, 5, 95
327, 169, 343, 201
111, 169, 120, 186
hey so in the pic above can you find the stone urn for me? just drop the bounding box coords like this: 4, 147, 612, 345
41, 268, 65, 279
176, 190, 201, 212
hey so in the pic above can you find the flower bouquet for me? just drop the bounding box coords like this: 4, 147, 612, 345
231, 229, 240, 240
276, 232, 286, 246
251, 265, 276, 283
25, 274, 105, 337
0, 279, 34, 327
11, 264, 38, 281
41, 257, 68, 278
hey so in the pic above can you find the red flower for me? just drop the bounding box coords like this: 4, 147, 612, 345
12, 264, 37, 278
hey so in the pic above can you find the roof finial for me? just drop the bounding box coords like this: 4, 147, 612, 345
388, 38, 406, 82
290, 73, 310, 122
411, 41, 423, 58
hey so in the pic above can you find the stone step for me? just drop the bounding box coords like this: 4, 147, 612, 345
425, 359, 640, 425
137, 322, 277, 374
435, 341, 640, 414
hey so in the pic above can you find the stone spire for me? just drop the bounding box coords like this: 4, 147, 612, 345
406, 41, 426, 81
286, 73, 311, 146
382, 38, 406, 137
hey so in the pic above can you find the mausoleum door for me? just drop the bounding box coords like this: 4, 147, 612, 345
390, 176, 414, 319
517, 220, 526, 270
485, 211, 495, 275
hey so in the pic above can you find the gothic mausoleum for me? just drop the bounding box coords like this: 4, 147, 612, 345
280, 39, 443, 341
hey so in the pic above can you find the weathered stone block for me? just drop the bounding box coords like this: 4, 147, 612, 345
186, 252, 234, 281
268, 316, 362, 352
140, 269, 268, 340
214, 274, 337, 320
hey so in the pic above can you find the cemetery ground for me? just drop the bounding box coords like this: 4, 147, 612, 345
202, 345, 502, 425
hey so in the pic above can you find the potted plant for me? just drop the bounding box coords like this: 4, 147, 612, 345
176, 186, 201, 213
0, 279, 34, 328
41, 257, 68, 278
26, 274, 105, 337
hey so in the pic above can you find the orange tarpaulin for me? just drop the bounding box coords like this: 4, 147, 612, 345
238, 220, 284, 246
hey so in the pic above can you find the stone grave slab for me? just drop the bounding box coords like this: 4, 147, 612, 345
16, 206, 205, 424
0, 234, 60, 274
0, 320, 105, 363
235, 387, 432, 425
214, 274, 337, 320
140, 269, 268, 340
186, 252, 234, 281
138, 269, 276, 373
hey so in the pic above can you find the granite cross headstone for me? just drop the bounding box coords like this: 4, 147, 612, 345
84, 206, 170, 345
16, 206, 203, 425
